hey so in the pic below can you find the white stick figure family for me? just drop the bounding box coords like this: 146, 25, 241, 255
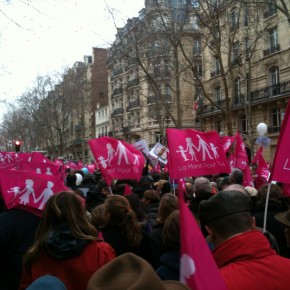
98, 141, 140, 168
8, 179, 54, 210
176, 135, 219, 162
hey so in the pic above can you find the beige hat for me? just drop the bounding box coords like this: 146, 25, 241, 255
275, 209, 290, 227
87, 253, 189, 290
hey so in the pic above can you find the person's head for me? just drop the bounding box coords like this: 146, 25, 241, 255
104, 195, 142, 247
125, 193, 146, 222
229, 168, 244, 185
87, 253, 189, 290
97, 181, 111, 197
163, 210, 180, 251
91, 204, 107, 230
185, 182, 194, 200
198, 190, 254, 247
223, 184, 249, 196
275, 209, 290, 247
157, 193, 178, 224
193, 176, 212, 197
257, 183, 283, 203
142, 189, 160, 206
24, 191, 98, 267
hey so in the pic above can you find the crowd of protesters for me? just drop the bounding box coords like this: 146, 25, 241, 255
1, 160, 290, 290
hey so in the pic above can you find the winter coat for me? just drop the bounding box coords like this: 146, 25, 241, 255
213, 230, 290, 290
0, 208, 40, 290
19, 224, 115, 290
156, 250, 180, 281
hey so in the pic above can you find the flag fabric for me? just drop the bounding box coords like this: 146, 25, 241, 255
166, 128, 230, 179
221, 135, 235, 153
270, 102, 290, 183
178, 179, 227, 290
30, 152, 51, 163
88, 137, 145, 185
0, 151, 20, 169
0, 169, 68, 216
242, 165, 254, 187
252, 146, 270, 188
19, 161, 60, 177
233, 133, 248, 170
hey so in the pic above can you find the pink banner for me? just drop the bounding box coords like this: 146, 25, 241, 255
88, 137, 145, 185
0, 169, 68, 215
178, 179, 227, 290
18, 161, 60, 177
221, 135, 235, 153
233, 133, 248, 170
0, 151, 21, 169
166, 128, 230, 179
269, 101, 290, 183
30, 152, 51, 163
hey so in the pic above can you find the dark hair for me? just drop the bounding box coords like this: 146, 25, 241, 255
104, 195, 142, 247
206, 212, 253, 240
163, 210, 180, 250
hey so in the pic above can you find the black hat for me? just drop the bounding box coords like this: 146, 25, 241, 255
198, 190, 252, 225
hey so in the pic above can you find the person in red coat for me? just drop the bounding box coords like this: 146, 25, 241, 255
19, 191, 115, 290
199, 190, 290, 290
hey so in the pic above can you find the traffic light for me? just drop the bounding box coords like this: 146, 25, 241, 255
15, 140, 21, 153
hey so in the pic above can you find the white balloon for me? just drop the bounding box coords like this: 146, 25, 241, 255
257, 123, 268, 136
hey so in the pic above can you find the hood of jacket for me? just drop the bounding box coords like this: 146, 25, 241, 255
45, 223, 90, 260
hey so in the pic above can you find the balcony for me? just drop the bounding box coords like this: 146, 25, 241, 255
268, 126, 280, 133
264, 8, 277, 19
263, 44, 280, 57
201, 99, 226, 113
211, 69, 221, 78
127, 78, 140, 88
147, 94, 171, 105
113, 108, 124, 116
250, 81, 290, 102
111, 87, 123, 98
75, 124, 84, 131
128, 100, 140, 110
231, 58, 241, 67
112, 67, 123, 77
233, 94, 245, 107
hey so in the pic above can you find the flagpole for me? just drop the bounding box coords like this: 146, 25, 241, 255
262, 183, 271, 233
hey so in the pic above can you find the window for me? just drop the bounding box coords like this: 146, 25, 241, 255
269, 27, 278, 49
231, 41, 240, 65
269, 67, 280, 96
230, 10, 239, 30
265, 0, 277, 18
240, 115, 248, 134
244, 4, 249, 27
244, 37, 250, 60
234, 77, 242, 104
214, 86, 222, 104
213, 56, 221, 75
272, 108, 281, 131
193, 40, 202, 55
194, 64, 203, 77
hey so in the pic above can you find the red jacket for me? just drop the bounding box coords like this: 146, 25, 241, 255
19, 240, 115, 290
213, 230, 290, 290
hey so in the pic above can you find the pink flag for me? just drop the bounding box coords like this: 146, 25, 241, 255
233, 133, 248, 170
88, 137, 145, 185
178, 179, 227, 290
19, 161, 60, 177
242, 166, 254, 187
221, 135, 235, 153
77, 160, 84, 169
166, 128, 230, 179
268, 102, 290, 183
0, 151, 20, 170
252, 146, 270, 188
30, 152, 51, 163
123, 184, 132, 196
0, 169, 68, 216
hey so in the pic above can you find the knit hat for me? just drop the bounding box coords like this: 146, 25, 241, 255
198, 190, 252, 225
275, 209, 290, 227
87, 253, 189, 290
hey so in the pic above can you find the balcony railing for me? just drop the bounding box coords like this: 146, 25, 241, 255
250, 82, 289, 102
201, 99, 226, 113
233, 94, 245, 107
231, 58, 241, 67
263, 44, 280, 57
268, 126, 280, 133
111, 108, 124, 118
128, 100, 140, 110
264, 8, 277, 19
127, 78, 140, 88
112, 67, 123, 76
111, 87, 123, 98
147, 94, 171, 104
211, 69, 221, 78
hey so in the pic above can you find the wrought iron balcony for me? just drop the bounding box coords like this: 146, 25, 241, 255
233, 94, 245, 107
113, 108, 124, 116
128, 100, 140, 110
211, 69, 221, 78
263, 44, 280, 57
250, 82, 287, 102
127, 78, 140, 88
147, 94, 171, 104
111, 87, 123, 98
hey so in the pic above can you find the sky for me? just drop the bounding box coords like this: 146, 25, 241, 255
0, 0, 144, 116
